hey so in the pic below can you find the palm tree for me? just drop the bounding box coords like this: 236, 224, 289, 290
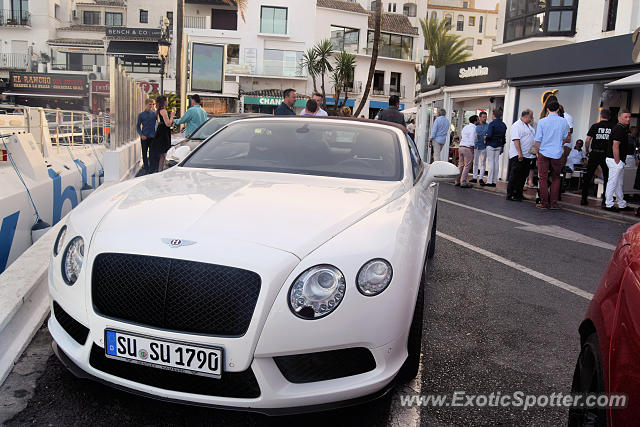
299, 48, 320, 94
420, 14, 471, 68
314, 39, 334, 109
332, 51, 356, 109
354, 0, 382, 117
221, 0, 247, 21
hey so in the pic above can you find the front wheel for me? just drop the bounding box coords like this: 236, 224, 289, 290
568, 332, 606, 427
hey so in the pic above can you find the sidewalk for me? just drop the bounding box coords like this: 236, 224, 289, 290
464, 179, 640, 223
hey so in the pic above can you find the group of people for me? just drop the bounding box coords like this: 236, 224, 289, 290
449, 94, 634, 212
136, 93, 207, 174
275, 88, 394, 119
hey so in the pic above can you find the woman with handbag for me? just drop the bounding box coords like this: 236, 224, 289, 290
149, 95, 175, 173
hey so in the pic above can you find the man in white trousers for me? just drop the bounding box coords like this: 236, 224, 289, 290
604, 110, 632, 212
471, 111, 488, 183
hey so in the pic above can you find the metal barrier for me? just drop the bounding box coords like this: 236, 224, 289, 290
109, 56, 147, 150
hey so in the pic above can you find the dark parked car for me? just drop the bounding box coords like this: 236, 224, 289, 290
166, 113, 265, 167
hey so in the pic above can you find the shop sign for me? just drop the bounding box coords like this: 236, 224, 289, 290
9, 72, 88, 96
445, 55, 508, 86
91, 80, 110, 94
106, 27, 162, 38
138, 81, 160, 94
244, 96, 306, 107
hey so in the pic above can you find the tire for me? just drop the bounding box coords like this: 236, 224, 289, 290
568, 332, 606, 427
426, 207, 437, 259
397, 275, 425, 382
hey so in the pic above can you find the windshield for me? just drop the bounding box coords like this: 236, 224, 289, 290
189, 116, 240, 140
183, 120, 403, 181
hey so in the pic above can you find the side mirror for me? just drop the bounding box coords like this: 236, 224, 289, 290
424, 161, 459, 186
174, 145, 191, 163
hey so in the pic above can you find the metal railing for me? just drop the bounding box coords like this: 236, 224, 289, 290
108, 56, 147, 149
331, 81, 363, 95
372, 84, 406, 97
185, 15, 206, 29
0, 9, 31, 26
0, 53, 30, 70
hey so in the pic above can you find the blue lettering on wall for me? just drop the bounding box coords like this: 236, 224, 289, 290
48, 169, 78, 225
73, 159, 89, 188
0, 211, 20, 272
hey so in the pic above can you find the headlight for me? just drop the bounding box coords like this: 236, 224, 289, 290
356, 259, 393, 296
61, 237, 84, 285
53, 225, 67, 256
288, 265, 346, 320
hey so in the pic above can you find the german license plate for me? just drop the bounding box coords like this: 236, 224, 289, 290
104, 329, 222, 378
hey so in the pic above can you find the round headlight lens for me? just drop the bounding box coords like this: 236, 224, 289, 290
288, 265, 346, 319
61, 237, 84, 285
357, 259, 393, 296
53, 225, 67, 256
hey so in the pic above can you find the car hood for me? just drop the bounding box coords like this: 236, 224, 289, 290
92, 167, 405, 258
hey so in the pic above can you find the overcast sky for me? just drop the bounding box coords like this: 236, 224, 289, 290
475, 0, 498, 9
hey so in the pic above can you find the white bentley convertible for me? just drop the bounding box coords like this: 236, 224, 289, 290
48, 117, 458, 413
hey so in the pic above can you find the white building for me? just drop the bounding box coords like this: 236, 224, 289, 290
426, 0, 498, 60
495, 0, 640, 54
182, 0, 418, 117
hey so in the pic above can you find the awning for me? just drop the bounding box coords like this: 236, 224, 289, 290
605, 72, 640, 89
369, 100, 405, 110
402, 106, 417, 115
107, 41, 159, 60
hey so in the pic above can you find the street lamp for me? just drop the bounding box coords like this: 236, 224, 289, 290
158, 39, 170, 94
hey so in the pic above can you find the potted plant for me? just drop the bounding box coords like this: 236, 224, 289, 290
7, 18, 17, 25
21, 16, 28, 25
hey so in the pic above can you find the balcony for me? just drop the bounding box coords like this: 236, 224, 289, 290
185, 15, 206, 29
372, 84, 406, 98
363, 47, 414, 62
0, 10, 31, 26
333, 81, 363, 94
0, 53, 30, 70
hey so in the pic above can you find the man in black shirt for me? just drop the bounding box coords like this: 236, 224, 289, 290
581, 109, 613, 205
275, 88, 297, 116
604, 109, 632, 211
375, 95, 406, 128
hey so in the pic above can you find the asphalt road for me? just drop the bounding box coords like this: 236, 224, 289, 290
0, 184, 634, 426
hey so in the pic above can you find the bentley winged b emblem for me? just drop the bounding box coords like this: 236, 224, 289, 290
161, 238, 197, 248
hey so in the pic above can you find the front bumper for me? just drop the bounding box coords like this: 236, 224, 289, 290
48, 307, 405, 413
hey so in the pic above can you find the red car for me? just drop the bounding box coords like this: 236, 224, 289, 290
570, 223, 640, 426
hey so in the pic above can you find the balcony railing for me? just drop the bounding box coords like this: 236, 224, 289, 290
372, 84, 406, 98
0, 53, 30, 70
333, 81, 363, 94
185, 15, 206, 29
363, 47, 414, 61
0, 10, 31, 26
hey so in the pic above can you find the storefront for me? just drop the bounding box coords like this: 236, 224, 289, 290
507, 34, 640, 141
90, 80, 110, 114
242, 94, 308, 114
3, 72, 89, 110
415, 55, 509, 162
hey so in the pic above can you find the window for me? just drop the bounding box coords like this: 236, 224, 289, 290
403, 3, 416, 17
465, 38, 474, 51
121, 59, 160, 74
406, 136, 422, 181
504, 0, 578, 43
54, 4, 60, 19
52, 52, 104, 71
456, 15, 464, 31
83, 11, 100, 25
139, 9, 148, 23
8, 0, 29, 22
390, 72, 401, 95
367, 31, 413, 60
469, 16, 475, 26
370, 1, 377, 11
604, 0, 618, 32
477, 39, 482, 44
263, 49, 304, 77
52, 51, 67, 70
445, 14, 452, 27
227, 44, 239, 64
463, 1, 469, 7
166, 11, 173, 27
105, 12, 123, 26
212, 8, 237, 30
330, 26, 359, 54
260, 6, 287, 34
479, 15, 483, 32
387, 3, 396, 12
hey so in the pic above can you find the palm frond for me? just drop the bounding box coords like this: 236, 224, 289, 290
220, 0, 247, 22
